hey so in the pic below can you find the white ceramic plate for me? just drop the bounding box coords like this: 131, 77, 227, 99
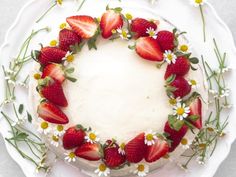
0, 0, 236, 177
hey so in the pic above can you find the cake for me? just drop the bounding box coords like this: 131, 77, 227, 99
29, 5, 208, 177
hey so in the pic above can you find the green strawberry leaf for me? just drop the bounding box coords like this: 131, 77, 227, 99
168, 115, 184, 131
189, 57, 199, 64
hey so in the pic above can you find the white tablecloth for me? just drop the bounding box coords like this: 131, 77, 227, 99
0, 0, 235, 177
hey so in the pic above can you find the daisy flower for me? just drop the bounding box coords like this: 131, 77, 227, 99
133, 163, 149, 177
146, 27, 157, 39
169, 96, 182, 106
118, 142, 126, 155
173, 103, 190, 120
180, 138, 191, 150
63, 51, 74, 65
191, 0, 207, 7
49, 39, 58, 47
188, 79, 198, 89
94, 163, 110, 176
178, 43, 191, 53
64, 152, 76, 163
85, 131, 100, 144
144, 130, 157, 146
117, 27, 131, 40
51, 135, 60, 147
163, 50, 177, 64
37, 121, 51, 135
54, 125, 65, 136
220, 88, 230, 98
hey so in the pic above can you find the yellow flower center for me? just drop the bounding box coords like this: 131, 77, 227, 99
207, 127, 214, 132
199, 143, 206, 149
59, 23, 67, 29
34, 73, 41, 80
69, 152, 75, 159
137, 164, 145, 172
111, 29, 117, 34
195, 0, 203, 4
146, 134, 154, 141
52, 135, 59, 142
66, 55, 74, 62
125, 13, 133, 20
180, 45, 189, 52
120, 143, 125, 150
148, 30, 155, 37
167, 54, 173, 61
177, 107, 185, 115
89, 133, 97, 141
169, 98, 177, 105
50, 40, 57, 47
122, 30, 128, 38
163, 154, 170, 159
57, 125, 64, 132
96, 17, 101, 23
41, 122, 49, 129
57, 0, 63, 5
99, 164, 107, 172
190, 80, 197, 86
181, 138, 188, 145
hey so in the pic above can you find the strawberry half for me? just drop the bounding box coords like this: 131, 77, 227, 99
169, 76, 191, 98
40, 78, 68, 107
104, 146, 126, 168
66, 15, 98, 39
100, 10, 123, 39
124, 133, 147, 163
135, 37, 163, 62
145, 138, 169, 163
59, 28, 82, 51
32, 47, 66, 66
164, 56, 190, 79
188, 97, 202, 129
63, 125, 86, 150
156, 30, 175, 52
131, 18, 157, 38
75, 143, 101, 161
164, 122, 188, 152
37, 102, 69, 124
42, 63, 65, 84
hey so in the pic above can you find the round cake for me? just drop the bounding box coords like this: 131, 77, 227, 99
29, 5, 208, 177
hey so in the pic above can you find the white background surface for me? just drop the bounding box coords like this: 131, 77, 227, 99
0, 0, 236, 177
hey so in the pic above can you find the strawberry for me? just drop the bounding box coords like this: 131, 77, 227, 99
145, 138, 169, 163
164, 56, 190, 79
104, 146, 126, 168
37, 102, 69, 124
169, 76, 191, 98
32, 47, 66, 66
135, 37, 163, 62
188, 97, 202, 129
131, 18, 157, 38
59, 28, 82, 51
63, 125, 86, 150
164, 122, 188, 152
66, 15, 98, 39
42, 63, 65, 84
100, 10, 123, 39
156, 30, 175, 52
75, 143, 101, 161
124, 133, 147, 163
40, 78, 68, 107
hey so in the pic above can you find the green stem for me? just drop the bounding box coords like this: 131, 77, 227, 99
77, 0, 86, 11
36, 3, 57, 23
199, 5, 206, 42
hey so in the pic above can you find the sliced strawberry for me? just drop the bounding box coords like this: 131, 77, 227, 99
104, 147, 126, 168
145, 138, 169, 163
156, 30, 175, 52
164, 122, 188, 152
75, 143, 101, 161
63, 125, 86, 150
100, 10, 123, 39
37, 102, 69, 124
124, 133, 147, 163
66, 15, 98, 39
169, 76, 191, 98
135, 37, 163, 62
42, 63, 65, 84
164, 56, 190, 79
188, 97, 202, 129
59, 28, 82, 51
34, 47, 66, 66
131, 18, 157, 38
41, 79, 68, 107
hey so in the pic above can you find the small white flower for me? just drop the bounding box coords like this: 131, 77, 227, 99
133, 163, 149, 177
220, 89, 230, 98
222, 67, 231, 73
163, 50, 177, 64
85, 131, 100, 144
173, 103, 190, 120
144, 130, 157, 146
17, 82, 28, 88
222, 103, 233, 109
196, 156, 205, 165
209, 89, 218, 95
190, 0, 207, 7
51, 135, 60, 147
37, 121, 51, 135
169, 96, 182, 105
7, 79, 16, 86
94, 164, 110, 177
146, 27, 157, 39
63, 51, 74, 66
177, 163, 188, 172
180, 138, 191, 150
188, 79, 198, 89
118, 143, 126, 155
117, 27, 131, 40
178, 43, 191, 53
54, 125, 65, 136
64, 152, 76, 163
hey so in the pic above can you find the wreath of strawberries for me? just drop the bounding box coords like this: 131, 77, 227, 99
32, 6, 203, 170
